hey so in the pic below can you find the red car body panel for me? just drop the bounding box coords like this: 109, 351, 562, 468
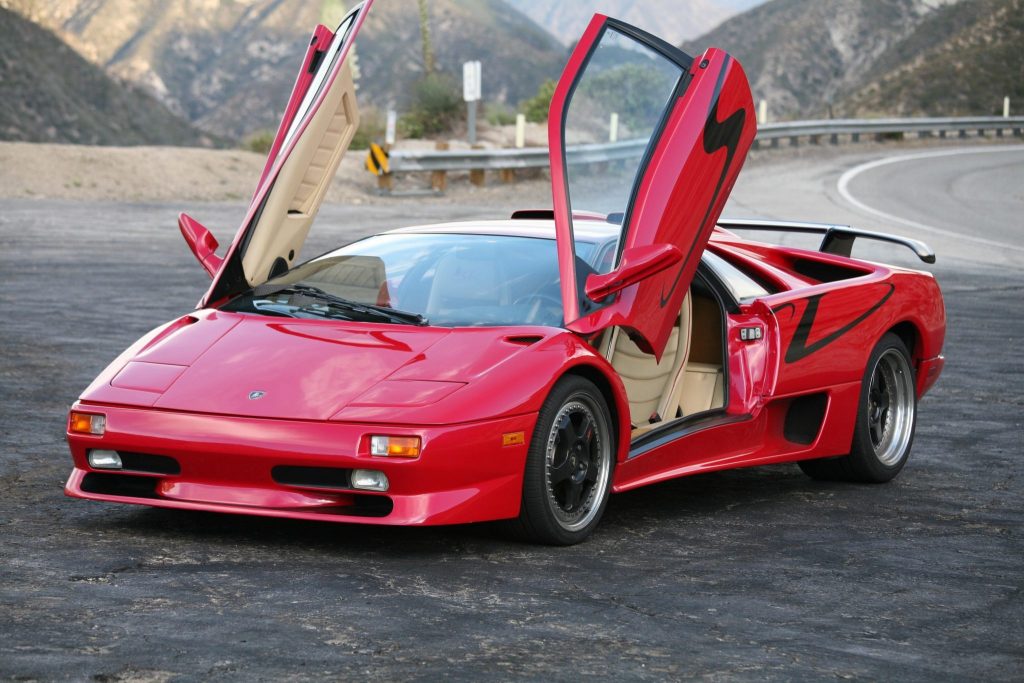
65, 7, 946, 530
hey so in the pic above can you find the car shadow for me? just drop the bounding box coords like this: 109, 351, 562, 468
77, 463, 845, 555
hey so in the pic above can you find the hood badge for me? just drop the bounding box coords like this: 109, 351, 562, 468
248, 391, 266, 400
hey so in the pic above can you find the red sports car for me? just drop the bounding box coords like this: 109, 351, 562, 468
65, 2, 945, 544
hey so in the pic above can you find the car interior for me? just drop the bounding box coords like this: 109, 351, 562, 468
599, 275, 726, 437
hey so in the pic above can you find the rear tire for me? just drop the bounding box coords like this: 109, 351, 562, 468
505, 376, 615, 545
799, 333, 917, 483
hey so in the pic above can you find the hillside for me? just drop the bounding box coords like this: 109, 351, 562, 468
684, 0, 951, 120
842, 0, 1024, 117
5, 0, 567, 141
505, 0, 760, 45
0, 7, 209, 146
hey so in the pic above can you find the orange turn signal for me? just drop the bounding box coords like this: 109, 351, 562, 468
70, 411, 106, 435
369, 435, 421, 458
502, 431, 526, 447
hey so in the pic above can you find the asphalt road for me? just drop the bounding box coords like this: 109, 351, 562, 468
1, 142, 1022, 681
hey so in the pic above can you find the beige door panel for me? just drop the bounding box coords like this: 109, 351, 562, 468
241, 60, 360, 286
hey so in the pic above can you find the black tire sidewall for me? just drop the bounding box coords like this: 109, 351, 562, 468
519, 375, 615, 545
849, 333, 917, 481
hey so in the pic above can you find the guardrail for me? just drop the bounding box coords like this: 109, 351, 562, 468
755, 115, 1024, 147
385, 116, 1024, 190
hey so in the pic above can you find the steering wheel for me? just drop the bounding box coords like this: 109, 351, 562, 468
513, 293, 562, 325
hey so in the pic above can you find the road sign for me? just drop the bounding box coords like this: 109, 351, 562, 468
385, 109, 397, 145
365, 142, 390, 176
463, 61, 482, 102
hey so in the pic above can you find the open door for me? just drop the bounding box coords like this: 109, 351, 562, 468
549, 15, 756, 360
200, 0, 373, 306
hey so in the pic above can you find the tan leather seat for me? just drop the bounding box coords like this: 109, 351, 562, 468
678, 362, 724, 415
677, 294, 724, 415
603, 293, 691, 428
426, 248, 507, 319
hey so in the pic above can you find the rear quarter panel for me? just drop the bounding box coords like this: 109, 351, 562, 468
764, 266, 945, 397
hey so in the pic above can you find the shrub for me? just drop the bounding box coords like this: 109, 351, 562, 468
400, 73, 463, 138
522, 79, 556, 123
485, 102, 517, 126
243, 129, 275, 154
350, 107, 386, 150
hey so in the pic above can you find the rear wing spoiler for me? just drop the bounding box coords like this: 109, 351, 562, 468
717, 218, 936, 264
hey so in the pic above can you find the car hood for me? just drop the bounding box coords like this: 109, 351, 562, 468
80, 311, 552, 422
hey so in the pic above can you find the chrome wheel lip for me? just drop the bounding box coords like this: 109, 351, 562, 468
544, 396, 612, 533
868, 348, 915, 466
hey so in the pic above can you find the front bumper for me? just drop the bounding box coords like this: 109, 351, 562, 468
65, 403, 534, 526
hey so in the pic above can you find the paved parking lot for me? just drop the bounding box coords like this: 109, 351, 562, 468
1, 146, 1021, 680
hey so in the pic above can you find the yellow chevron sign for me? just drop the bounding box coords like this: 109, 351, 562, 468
365, 142, 390, 176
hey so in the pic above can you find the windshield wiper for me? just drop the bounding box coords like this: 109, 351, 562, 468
253, 284, 429, 326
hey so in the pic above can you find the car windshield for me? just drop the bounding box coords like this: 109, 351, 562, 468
224, 233, 599, 328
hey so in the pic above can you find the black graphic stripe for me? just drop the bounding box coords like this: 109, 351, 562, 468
659, 55, 747, 308
772, 284, 896, 364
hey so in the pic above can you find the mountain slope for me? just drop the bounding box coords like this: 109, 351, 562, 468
842, 0, 1024, 116
505, 0, 751, 45
683, 0, 952, 119
0, 7, 208, 146
6, 0, 567, 140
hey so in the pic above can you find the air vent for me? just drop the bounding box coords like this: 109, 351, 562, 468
272, 465, 352, 490
117, 452, 181, 475
504, 335, 544, 346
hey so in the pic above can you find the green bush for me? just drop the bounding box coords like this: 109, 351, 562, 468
243, 129, 275, 154
485, 102, 516, 126
351, 107, 386, 150
522, 79, 556, 123
399, 73, 463, 138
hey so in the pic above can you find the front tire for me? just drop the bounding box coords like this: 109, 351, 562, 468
799, 333, 917, 483
509, 376, 615, 545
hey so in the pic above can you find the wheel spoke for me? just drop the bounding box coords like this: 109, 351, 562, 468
576, 414, 594, 444
564, 479, 584, 511
870, 417, 884, 445
558, 414, 578, 445
549, 450, 574, 484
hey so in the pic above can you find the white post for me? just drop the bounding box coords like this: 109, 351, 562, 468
385, 109, 397, 146
463, 61, 482, 145
515, 113, 526, 149
609, 112, 619, 143
758, 100, 768, 123
1004, 96, 1011, 118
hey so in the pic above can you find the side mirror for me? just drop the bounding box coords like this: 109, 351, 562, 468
584, 243, 683, 302
178, 213, 224, 278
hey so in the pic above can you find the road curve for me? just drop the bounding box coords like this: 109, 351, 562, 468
838, 146, 1024, 259
727, 141, 1024, 270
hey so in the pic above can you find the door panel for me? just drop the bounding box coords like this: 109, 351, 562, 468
549, 15, 756, 360
241, 61, 359, 285
202, 1, 372, 306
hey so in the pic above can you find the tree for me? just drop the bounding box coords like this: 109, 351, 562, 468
417, 0, 435, 75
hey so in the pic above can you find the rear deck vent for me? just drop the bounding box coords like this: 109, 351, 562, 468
791, 258, 865, 284
272, 466, 352, 490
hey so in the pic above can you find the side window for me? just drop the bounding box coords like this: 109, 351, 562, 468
702, 251, 773, 302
